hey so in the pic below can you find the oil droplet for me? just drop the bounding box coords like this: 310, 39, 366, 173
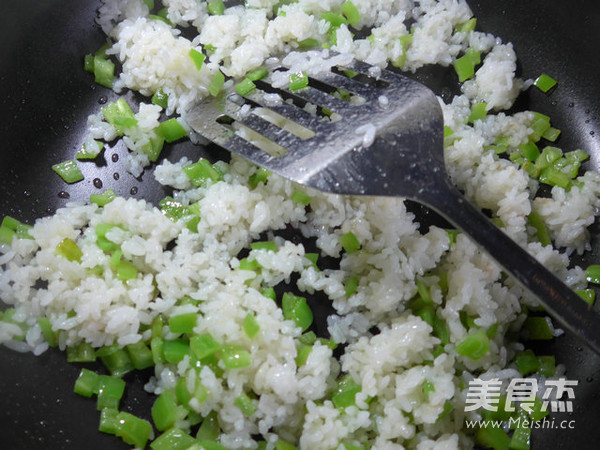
58, 191, 70, 199
568, 102, 574, 108
113, 172, 120, 180
586, 376, 594, 382
440, 87, 452, 101
591, 131, 596, 136
112, 154, 119, 163
98, 96, 107, 104
130, 186, 138, 195
93, 178, 103, 189
22, 190, 31, 198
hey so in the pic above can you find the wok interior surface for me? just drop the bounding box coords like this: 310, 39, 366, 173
0, 1, 599, 448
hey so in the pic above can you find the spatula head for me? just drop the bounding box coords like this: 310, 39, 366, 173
184, 55, 444, 197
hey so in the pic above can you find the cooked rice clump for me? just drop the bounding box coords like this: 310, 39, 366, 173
2, 0, 600, 448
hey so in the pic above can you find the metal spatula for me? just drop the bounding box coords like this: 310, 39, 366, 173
185, 57, 600, 354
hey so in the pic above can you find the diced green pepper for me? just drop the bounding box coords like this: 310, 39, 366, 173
515, 349, 540, 375
99, 408, 120, 435
321, 12, 347, 27
38, 317, 58, 348
520, 142, 540, 162
576, 288, 595, 306
169, 313, 198, 334
466, 48, 481, 66
93, 55, 115, 88
189, 48, 206, 71
341, 1, 361, 25
56, 238, 83, 263
209, 70, 225, 97
67, 342, 96, 362
249, 167, 270, 189
433, 315, 450, 345
198, 440, 228, 450
0, 225, 15, 245
102, 98, 137, 134
535, 146, 562, 171
246, 67, 268, 81
542, 127, 561, 142
454, 53, 475, 82
151, 427, 198, 450
289, 71, 309, 91
332, 374, 361, 410
422, 379, 435, 398
235, 78, 256, 96
190, 333, 221, 360
344, 275, 358, 297
476, 427, 511, 450
196, 411, 220, 441
157, 118, 188, 143
152, 390, 179, 431
537, 355, 556, 377
151, 336, 165, 364
243, 313, 260, 338
141, 134, 165, 162
163, 338, 190, 364
52, 160, 84, 184
275, 440, 298, 450
339, 232, 361, 253
76, 139, 104, 160
533, 73, 557, 93
468, 101, 487, 123
84, 53, 95, 73
282, 292, 313, 332
99, 346, 135, 377
238, 257, 260, 272
523, 316, 553, 340
96, 375, 126, 411
291, 189, 311, 205
509, 417, 531, 450
295, 343, 313, 366
115, 411, 153, 449
456, 18, 476, 33
207, 0, 225, 15
183, 158, 223, 186
218, 345, 251, 369
150, 12, 173, 26
304, 252, 319, 270
455, 331, 489, 360
126, 341, 154, 370
90, 189, 117, 207
261, 286, 276, 301
251, 241, 277, 252
235, 392, 256, 417
152, 88, 169, 109
74, 368, 100, 398
298, 38, 320, 50
585, 265, 600, 284
539, 166, 570, 189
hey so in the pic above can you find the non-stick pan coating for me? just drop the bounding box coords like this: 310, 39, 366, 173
0, 1, 599, 448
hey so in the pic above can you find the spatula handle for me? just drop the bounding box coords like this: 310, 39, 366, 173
425, 180, 600, 355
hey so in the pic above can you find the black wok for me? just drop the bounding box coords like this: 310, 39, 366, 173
0, 1, 599, 448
